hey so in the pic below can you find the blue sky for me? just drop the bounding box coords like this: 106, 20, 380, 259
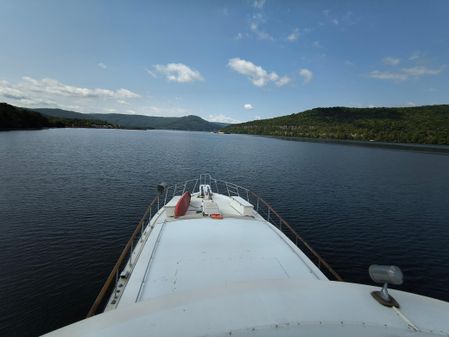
0, 0, 448, 123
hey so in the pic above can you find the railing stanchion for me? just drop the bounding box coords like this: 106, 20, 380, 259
130, 240, 134, 266
114, 269, 118, 298
193, 179, 198, 194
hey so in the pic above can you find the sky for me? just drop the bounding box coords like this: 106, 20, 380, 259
0, 0, 448, 123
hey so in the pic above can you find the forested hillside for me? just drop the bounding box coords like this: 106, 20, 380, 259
224, 106, 449, 145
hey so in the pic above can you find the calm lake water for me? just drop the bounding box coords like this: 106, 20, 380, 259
1, 128, 449, 336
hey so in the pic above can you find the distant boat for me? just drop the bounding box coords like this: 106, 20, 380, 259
45, 174, 449, 336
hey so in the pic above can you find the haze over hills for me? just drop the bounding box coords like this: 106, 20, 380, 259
224, 105, 449, 145
35, 108, 226, 131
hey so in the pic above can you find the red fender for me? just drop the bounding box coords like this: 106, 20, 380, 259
174, 192, 191, 217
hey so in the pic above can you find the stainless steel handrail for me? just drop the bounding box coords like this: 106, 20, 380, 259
86, 174, 342, 317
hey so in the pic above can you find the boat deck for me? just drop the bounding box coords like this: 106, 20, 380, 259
114, 192, 326, 308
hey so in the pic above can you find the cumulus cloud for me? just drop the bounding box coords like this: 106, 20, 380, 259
98, 62, 107, 69
243, 103, 254, 110
287, 28, 300, 41
275, 76, 291, 87
228, 57, 290, 87
208, 114, 241, 124
0, 81, 27, 100
369, 66, 444, 81
382, 57, 400, 66
3, 76, 140, 99
298, 68, 313, 84
153, 63, 203, 83
0, 76, 141, 114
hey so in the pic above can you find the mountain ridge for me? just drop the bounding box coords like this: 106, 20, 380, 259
223, 105, 449, 145
35, 108, 227, 131
0, 103, 115, 130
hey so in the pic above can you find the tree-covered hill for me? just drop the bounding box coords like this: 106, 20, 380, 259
0, 103, 115, 130
35, 108, 225, 131
0, 103, 51, 129
224, 105, 449, 145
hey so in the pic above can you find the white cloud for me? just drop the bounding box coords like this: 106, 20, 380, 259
403, 66, 443, 76
0, 76, 140, 115
145, 68, 157, 78
255, 116, 262, 120
115, 88, 139, 98
207, 114, 241, 124
369, 70, 407, 81
275, 76, 291, 87
228, 57, 289, 87
103, 108, 116, 112
253, 0, 266, 9
243, 103, 254, 110
153, 63, 203, 83
409, 51, 423, 61
407, 102, 417, 107
383, 57, 400, 66
287, 28, 300, 41
98, 62, 107, 69
298, 68, 313, 84
249, 21, 273, 40
369, 66, 444, 81
0, 81, 27, 100
10, 76, 140, 99
322, 9, 359, 27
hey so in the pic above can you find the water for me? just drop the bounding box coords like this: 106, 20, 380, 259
1, 128, 448, 336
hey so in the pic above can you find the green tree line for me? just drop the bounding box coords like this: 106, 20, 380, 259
224, 106, 449, 145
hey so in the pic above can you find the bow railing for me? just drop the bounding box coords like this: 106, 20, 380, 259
86, 174, 342, 317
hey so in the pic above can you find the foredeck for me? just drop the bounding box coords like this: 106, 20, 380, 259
115, 192, 326, 308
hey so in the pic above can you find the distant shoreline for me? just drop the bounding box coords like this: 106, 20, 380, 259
237, 133, 449, 154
